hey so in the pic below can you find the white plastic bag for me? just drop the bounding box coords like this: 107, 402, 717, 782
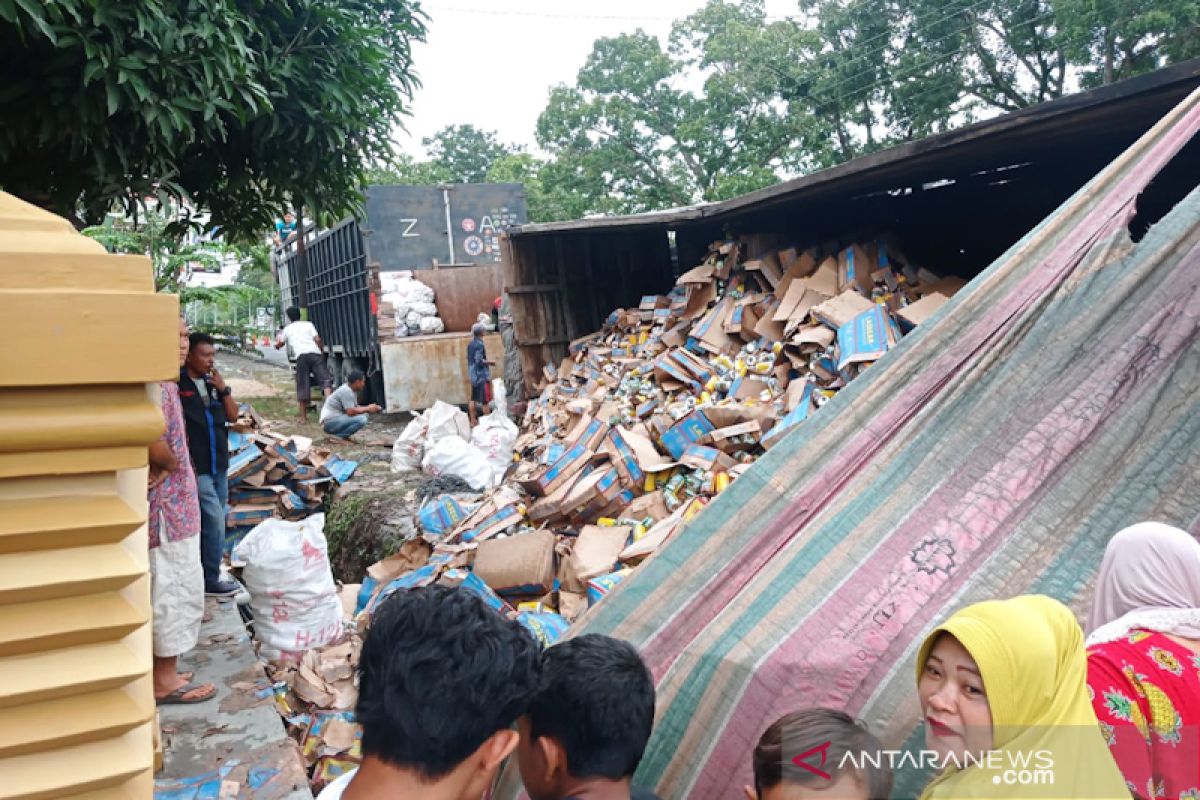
419, 316, 446, 335
405, 310, 423, 330
490, 377, 508, 419
470, 411, 518, 484
426, 400, 469, 443
391, 414, 427, 473
233, 514, 343, 656
409, 301, 438, 318
382, 272, 435, 305
421, 436, 494, 490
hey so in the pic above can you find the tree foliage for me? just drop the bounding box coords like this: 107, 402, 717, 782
534, 0, 1199, 218
0, 0, 426, 238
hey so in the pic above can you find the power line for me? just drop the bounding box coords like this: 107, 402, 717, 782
420, 4, 794, 23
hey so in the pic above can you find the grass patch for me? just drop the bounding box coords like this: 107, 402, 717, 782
324, 486, 417, 583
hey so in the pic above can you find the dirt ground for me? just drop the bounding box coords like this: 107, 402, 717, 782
217, 350, 415, 487
217, 350, 441, 582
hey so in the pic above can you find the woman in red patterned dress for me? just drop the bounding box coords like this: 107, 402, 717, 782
1086, 522, 1200, 799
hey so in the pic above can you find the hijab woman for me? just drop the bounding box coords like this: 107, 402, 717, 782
1086, 522, 1200, 799
916, 595, 1128, 800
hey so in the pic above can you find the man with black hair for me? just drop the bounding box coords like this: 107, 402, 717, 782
275, 306, 332, 422
517, 633, 661, 800
317, 585, 541, 800
319, 369, 379, 439
178, 331, 240, 597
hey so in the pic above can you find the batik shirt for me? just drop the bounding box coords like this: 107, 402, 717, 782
148, 381, 201, 548
1087, 629, 1200, 799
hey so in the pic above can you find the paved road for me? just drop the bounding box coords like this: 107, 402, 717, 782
252, 342, 290, 368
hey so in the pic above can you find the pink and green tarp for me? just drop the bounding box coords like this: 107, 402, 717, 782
512, 87, 1200, 800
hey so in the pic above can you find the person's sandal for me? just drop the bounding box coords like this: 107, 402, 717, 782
156, 681, 216, 705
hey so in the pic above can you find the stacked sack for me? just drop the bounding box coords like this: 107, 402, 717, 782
378, 271, 446, 338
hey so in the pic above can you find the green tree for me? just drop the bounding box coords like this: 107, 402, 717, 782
485, 152, 585, 224
364, 152, 449, 186
0, 0, 426, 237
536, 0, 1199, 217
423, 124, 516, 184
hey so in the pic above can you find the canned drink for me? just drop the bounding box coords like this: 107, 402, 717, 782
715, 473, 731, 493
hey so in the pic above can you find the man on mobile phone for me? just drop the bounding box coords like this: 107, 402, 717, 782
178, 332, 241, 597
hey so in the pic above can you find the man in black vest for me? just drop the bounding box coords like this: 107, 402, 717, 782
178, 332, 241, 596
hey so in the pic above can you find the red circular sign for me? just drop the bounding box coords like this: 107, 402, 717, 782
461, 218, 476, 233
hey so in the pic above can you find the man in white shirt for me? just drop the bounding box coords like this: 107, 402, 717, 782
275, 306, 333, 422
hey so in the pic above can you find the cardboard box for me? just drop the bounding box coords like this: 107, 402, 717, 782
518, 443, 594, 498
473, 530, 557, 596
679, 444, 737, 473
661, 410, 717, 459
812, 290, 876, 330
619, 490, 670, 523
566, 415, 610, 451
838, 244, 876, 294
897, 290, 954, 328
569, 526, 633, 582
836, 305, 890, 370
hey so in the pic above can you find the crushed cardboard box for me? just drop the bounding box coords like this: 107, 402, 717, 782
224, 406, 358, 552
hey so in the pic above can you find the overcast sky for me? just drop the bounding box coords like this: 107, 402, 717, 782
396, 0, 801, 156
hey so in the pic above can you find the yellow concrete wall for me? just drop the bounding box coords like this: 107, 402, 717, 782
0, 193, 178, 799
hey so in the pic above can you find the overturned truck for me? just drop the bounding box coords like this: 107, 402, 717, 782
495, 61, 1200, 799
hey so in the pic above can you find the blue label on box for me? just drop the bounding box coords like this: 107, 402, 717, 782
454, 570, 508, 613
460, 506, 521, 543
662, 411, 716, 459
324, 456, 358, 484
836, 306, 889, 371
608, 430, 645, 484
670, 351, 712, 384
587, 570, 629, 606
371, 565, 440, 612
775, 383, 815, 435
538, 442, 588, 490
846, 246, 856, 284
419, 494, 466, 536
518, 611, 570, 647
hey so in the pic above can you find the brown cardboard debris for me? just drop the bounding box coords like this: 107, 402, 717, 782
897, 292, 950, 327
812, 290, 877, 329
366, 539, 432, 584
321, 719, 358, 753
558, 590, 588, 622
569, 526, 632, 581
472, 530, 556, 595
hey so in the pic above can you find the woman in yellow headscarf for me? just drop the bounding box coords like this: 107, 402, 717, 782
915, 595, 1130, 800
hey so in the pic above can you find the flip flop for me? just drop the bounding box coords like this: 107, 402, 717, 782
156, 681, 216, 705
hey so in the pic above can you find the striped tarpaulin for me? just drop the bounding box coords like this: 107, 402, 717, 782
544, 88, 1200, 799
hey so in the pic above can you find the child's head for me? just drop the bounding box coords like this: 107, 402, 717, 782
517, 634, 655, 800
356, 586, 541, 796
746, 708, 892, 800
